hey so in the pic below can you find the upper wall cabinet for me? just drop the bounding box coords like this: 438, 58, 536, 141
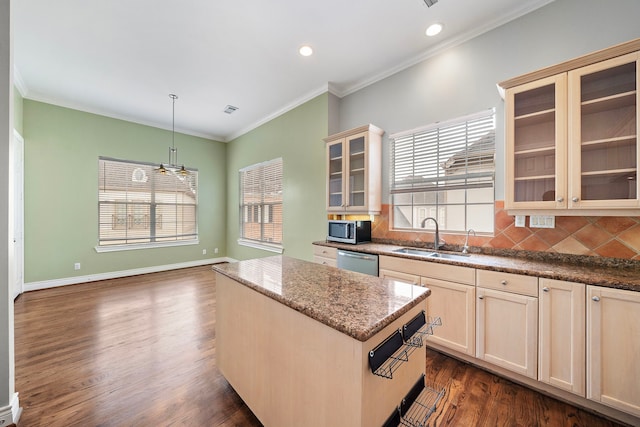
502, 39, 640, 215
324, 124, 384, 215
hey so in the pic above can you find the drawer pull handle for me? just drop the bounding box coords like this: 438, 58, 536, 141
478, 295, 484, 300
500, 280, 507, 285
542, 287, 549, 292
592, 296, 600, 302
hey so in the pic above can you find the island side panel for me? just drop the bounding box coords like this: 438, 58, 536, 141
360, 303, 427, 426
216, 273, 365, 427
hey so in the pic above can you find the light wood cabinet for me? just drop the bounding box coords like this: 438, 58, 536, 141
312, 245, 337, 267
324, 125, 384, 214
476, 271, 538, 379
422, 277, 475, 356
379, 255, 476, 356
587, 285, 640, 417
568, 52, 640, 209
504, 45, 640, 213
538, 279, 585, 396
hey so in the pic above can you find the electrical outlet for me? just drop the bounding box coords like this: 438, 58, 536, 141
214, 248, 219, 254
530, 215, 555, 228
202, 249, 207, 255
74, 262, 81, 270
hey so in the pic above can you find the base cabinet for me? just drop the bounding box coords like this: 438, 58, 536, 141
423, 278, 475, 356
538, 279, 585, 396
476, 287, 538, 379
587, 286, 640, 417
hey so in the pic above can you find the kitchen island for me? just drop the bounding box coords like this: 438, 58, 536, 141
212, 255, 434, 427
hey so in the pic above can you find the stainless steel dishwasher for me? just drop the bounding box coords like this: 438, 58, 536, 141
336, 249, 379, 276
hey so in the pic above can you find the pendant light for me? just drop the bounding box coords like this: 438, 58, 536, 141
157, 94, 188, 176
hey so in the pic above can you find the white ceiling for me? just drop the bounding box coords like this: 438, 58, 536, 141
13, 0, 553, 142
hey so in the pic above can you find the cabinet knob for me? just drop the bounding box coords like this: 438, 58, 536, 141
500, 280, 507, 285
592, 296, 600, 302
542, 287, 549, 292
478, 295, 484, 300
572, 197, 580, 203
556, 197, 564, 203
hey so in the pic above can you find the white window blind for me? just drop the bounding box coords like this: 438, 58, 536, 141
239, 158, 283, 246
98, 157, 198, 247
390, 109, 496, 233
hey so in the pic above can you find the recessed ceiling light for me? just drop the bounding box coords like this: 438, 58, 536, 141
426, 23, 443, 37
299, 45, 313, 57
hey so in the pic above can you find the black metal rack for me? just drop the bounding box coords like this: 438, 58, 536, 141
383, 374, 446, 427
368, 312, 441, 379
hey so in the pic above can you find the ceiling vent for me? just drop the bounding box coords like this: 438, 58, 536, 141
224, 105, 239, 114
423, 0, 438, 6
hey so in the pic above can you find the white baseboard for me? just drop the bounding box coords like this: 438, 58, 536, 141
23, 257, 234, 293
0, 392, 21, 426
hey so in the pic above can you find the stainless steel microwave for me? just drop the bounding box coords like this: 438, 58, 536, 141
327, 220, 371, 244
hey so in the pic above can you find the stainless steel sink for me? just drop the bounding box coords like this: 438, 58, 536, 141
392, 248, 436, 257
392, 248, 471, 260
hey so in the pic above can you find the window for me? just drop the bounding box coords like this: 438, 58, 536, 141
390, 109, 495, 234
97, 157, 198, 250
239, 158, 283, 252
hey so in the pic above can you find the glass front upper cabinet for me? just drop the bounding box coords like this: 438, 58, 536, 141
568, 52, 639, 209
506, 74, 567, 209
324, 125, 384, 215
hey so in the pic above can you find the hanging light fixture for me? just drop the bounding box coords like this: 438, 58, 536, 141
157, 94, 188, 176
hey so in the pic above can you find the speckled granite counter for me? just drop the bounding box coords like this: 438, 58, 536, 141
313, 241, 640, 292
212, 255, 430, 342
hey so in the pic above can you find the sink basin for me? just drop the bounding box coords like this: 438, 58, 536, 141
392, 248, 436, 257
392, 248, 471, 261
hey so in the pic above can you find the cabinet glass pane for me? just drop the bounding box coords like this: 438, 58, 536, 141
328, 142, 343, 207
580, 61, 637, 200
513, 83, 557, 202
349, 136, 366, 207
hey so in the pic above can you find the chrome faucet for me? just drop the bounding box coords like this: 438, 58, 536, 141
421, 217, 442, 251
462, 228, 476, 254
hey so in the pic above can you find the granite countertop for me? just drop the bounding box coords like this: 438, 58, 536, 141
313, 241, 640, 292
212, 255, 430, 342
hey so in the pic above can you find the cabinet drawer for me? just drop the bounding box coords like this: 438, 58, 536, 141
313, 245, 337, 259
476, 270, 538, 297
313, 255, 337, 267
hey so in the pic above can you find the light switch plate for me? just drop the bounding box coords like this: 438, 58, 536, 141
530, 215, 555, 228
515, 215, 526, 227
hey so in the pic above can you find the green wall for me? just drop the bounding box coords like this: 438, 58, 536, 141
226, 93, 328, 261
23, 100, 227, 283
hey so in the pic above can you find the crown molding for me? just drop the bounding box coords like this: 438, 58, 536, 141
13, 65, 27, 97
336, 0, 556, 98
226, 83, 332, 142
23, 91, 226, 142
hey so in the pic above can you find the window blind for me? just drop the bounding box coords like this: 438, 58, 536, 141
240, 158, 283, 244
98, 157, 198, 246
390, 109, 496, 195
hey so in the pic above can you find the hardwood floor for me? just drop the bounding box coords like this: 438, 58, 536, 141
14, 266, 625, 426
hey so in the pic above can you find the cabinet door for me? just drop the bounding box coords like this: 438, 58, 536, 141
587, 286, 640, 417
326, 139, 345, 211
345, 131, 369, 212
505, 74, 567, 209
423, 277, 475, 356
568, 52, 640, 209
476, 288, 538, 379
538, 279, 585, 396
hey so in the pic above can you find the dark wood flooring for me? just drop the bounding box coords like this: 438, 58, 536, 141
13, 266, 624, 426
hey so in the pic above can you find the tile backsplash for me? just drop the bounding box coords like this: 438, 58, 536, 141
372, 201, 640, 261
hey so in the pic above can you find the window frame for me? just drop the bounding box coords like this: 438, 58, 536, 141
95, 157, 199, 253
238, 158, 284, 253
389, 109, 496, 235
